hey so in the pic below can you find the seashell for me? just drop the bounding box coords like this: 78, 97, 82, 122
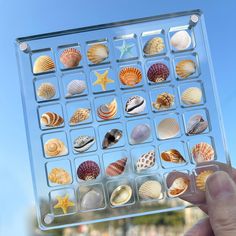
161, 149, 186, 163
130, 124, 151, 144
69, 108, 90, 125
143, 37, 165, 55
176, 60, 196, 79
48, 168, 72, 185
147, 63, 170, 83
106, 158, 127, 177
73, 136, 95, 153
81, 189, 104, 210
136, 150, 155, 172
97, 99, 117, 120
168, 177, 190, 197
187, 115, 208, 135
181, 87, 202, 105
44, 138, 68, 157
138, 180, 162, 199
37, 83, 56, 100
40, 112, 64, 127
119, 67, 142, 87
87, 44, 109, 64
153, 92, 174, 110
191, 142, 215, 163
157, 118, 180, 140
102, 129, 123, 149
33, 55, 55, 74
66, 80, 86, 97
170, 30, 192, 51
60, 47, 82, 68
110, 185, 132, 206
125, 96, 146, 115
196, 170, 214, 191
77, 160, 100, 181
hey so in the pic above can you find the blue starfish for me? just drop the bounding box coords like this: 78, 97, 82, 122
116, 40, 135, 59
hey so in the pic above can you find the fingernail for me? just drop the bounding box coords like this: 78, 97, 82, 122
206, 171, 236, 199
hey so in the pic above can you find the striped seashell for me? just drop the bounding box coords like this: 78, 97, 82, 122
110, 185, 132, 206
143, 37, 165, 55
33, 55, 55, 74
168, 177, 190, 197
176, 60, 196, 79
119, 67, 142, 87
181, 87, 202, 105
157, 118, 180, 140
161, 149, 186, 163
147, 63, 170, 83
191, 142, 215, 163
136, 150, 155, 172
77, 160, 100, 181
48, 168, 72, 185
73, 135, 95, 153
125, 95, 146, 115
87, 44, 109, 64
40, 112, 64, 127
97, 98, 117, 120
66, 80, 86, 97
170, 30, 192, 51
60, 47, 82, 68
139, 180, 162, 199
37, 83, 56, 100
69, 108, 90, 125
44, 138, 68, 157
106, 158, 127, 177
196, 170, 214, 191
153, 92, 174, 110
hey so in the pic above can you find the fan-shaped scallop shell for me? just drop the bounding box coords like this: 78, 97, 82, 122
130, 124, 151, 144
168, 177, 190, 197
110, 185, 132, 206
40, 112, 64, 127
119, 67, 142, 87
181, 87, 202, 105
77, 160, 100, 181
102, 129, 123, 149
87, 44, 109, 64
37, 83, 56, 100
170, 30, 192, 51
147, 63, 170, 83
196, 170, 214, 191
176, 60, 196, 79
143, 37, 165, 55
67, 80, 86, 97
161, 149, 186, 163
106, 158, 127, 177
33, 55, 55, 74
60, 48, 82, 68
69, 108, 90, 125
191, 142, 215, 163
48, 168, 72, 185
97, 99, 117, 120
73, 135, 95, 153
44, 138, 68, 157
157, 118, 180, 140
153, 92, 174, 110
136, 150, 155, 172
138, 180, 162, 199
81, 189, 104, 210
187, 115, 208, 135
125, 95, 146, 114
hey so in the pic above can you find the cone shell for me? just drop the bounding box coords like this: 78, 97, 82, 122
40, 112, 64, 127
176, 60, 196, 79
69, 108, 90, 125
136, 150, 155, 172
143, 37, 165, 55
77, 160, 100, 181
102, 129, 123, 149
37, 83, 56, 100
97, 99, 117, 120
119, 67, 142, 87
105, 158, 127, 177
170, 30, 192, 51
187, 115, 208, 135
48, 168, 72, 185
138, 180, 162, 199
67, 80, 86, 97
168, 177, 190, 197
157, 118, 180, 140
44, 138, 68, 157
130, 124, 151, 144
125, 96, 146, 114
147, 63, 170, 83
33, 55, 55, 74
196, 170, 214, 191
161, 149, 186, 163
153, 92, 174, 110
60, 48, 82, 68
192, 142, 215, 163
73, 135, 95, 153
110, 185, 132, 206
181, 87, 202, 105
87, 44, 109, 64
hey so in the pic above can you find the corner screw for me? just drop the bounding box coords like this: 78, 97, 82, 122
19, 42, 31, 53
189, 14, 199, 29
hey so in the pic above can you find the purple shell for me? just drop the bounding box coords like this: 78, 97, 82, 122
77, 160, 100, 181
147, 63, 170, 83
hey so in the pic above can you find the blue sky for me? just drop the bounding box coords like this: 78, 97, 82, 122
0, 1, 236, 235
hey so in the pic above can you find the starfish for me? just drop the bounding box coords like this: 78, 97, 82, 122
53, 194, 75, 214
116, 40, 135, 59
93, 70, 114, 91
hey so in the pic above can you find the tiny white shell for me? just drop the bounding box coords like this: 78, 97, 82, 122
138, 180, 162, 199
157, 118, 180, 140
125, 95, 146, 114
170, 30, 192, 51
181, 87, 202, 105
67, 80, 86, 97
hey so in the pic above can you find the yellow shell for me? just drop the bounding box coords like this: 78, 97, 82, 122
168, 177, 190, 197
37, 83, 56, 100
157, 118, 180, 140
181, 87, 202, 105
143, 37, 165, 55
44, 138, 68, 157
196, 170, 214, 191
87, 44, 109, 64
138, 180, 162, 199
40, 112, 64, 127
119, 67, 142, 87
69, 108, 90, 125
33, 55, 55, 74
110, 185, 132, 206
48, 168, 72, 185
176, 60, 196, 79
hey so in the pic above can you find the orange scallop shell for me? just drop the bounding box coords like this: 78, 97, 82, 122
196, 170, 214, 191
60, 48, 82, 68
119, 67, 142, 86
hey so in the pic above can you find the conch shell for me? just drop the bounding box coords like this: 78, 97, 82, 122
105, 158, 127, 177
69, 108, 90, 125
161, 149, 186, 163
97, 99, 117, 120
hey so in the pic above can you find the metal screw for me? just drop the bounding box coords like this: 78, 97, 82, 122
44, 214, 54, 225
189, 14, 199, 29
19, 42, 31, 53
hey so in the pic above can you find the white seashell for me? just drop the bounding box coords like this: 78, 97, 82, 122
168, 177, 190, 197
170, 30, 192, 51
87, 44, 109, 64
37, 83, 56, 100
73, 136, 95, 153
157, 118, 180, 140
138, 180, 162, 199
66, 80, 86, 97
136, 150, 155, 172
181, 87, 202, 105
110, 185, 132, 206
125, 96, 146, 114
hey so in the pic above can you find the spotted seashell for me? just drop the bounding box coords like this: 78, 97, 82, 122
125, 96, 146, 115
66, 80, 86, 97
87, 44, 109, 64
170, 30, 192, 51
176, 60, 196, 79
136, 150, 155, 172
69, 108, 90, 125
143, 37, 165, 55
102, 129, 123, 149
138, 180, 162, 199
60, 48, 82, 68
48, 168, 72, 185
161, 149, 186, 163
106, 158, 127, 177
110, 185, 132, 206
181, 87, 202, 105
157, 118, 180, 140
187, 115, 208, 135
196, 170, 214, 191
44, 138, 68, 157
153, 92, 174, 110
97, 99, 117, 120
147, 63, 170, 83
77, 160, 100, 181
40, 112, 64, 127
73, 136, 95, 153
81, 189, 104, 210
37, 83, 56, 100
33, 55, 55, 74
130, 124, 151, 144
168, 177, 190, 197
191, 142, 215, 163
119, 67, 142, 87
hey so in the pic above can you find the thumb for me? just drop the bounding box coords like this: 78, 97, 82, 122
206, 171, 236, 236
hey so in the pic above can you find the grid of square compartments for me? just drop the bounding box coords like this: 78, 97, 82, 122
32, 24, 217, 218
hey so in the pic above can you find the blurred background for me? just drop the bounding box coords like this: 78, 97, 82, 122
0, 1, 235, 235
